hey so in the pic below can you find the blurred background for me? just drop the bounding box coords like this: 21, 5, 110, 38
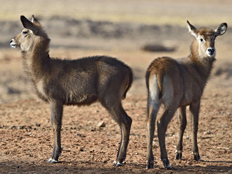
0, 0, 232, 103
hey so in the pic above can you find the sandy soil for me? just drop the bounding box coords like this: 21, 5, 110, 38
0, 89, 231, 174
0, 0, 232, 173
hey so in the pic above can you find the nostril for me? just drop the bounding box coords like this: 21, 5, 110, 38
208, 48, 215, 54
10, 39, 14, 44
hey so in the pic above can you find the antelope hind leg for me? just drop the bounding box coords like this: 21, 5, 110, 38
175, 107, 187, 160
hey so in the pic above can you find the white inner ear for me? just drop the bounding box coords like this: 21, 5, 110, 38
31, 16, 35, 23
220, 25, 226, 35
187, 24, 197, 38
215, 25, 227, 36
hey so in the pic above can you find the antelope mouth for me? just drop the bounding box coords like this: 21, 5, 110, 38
10, 39, 18, 48
207, 53, 216, 59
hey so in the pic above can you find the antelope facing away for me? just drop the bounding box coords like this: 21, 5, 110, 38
10, 15, 133, 166
146, 21, 227, 169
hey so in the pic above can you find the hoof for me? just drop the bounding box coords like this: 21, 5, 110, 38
146, 160, 154, 169
192, 152, 202, 161
175, 150, 182, 160
47, 158, 58, 163
162, 159, 171, 169
113, 160, 122, 167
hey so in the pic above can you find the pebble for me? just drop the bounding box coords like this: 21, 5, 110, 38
97, 121, 106, 128
204, 131, 213, 135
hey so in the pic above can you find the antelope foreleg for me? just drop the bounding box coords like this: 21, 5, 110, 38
190, 101, 202, 161
48, 100, 63, 163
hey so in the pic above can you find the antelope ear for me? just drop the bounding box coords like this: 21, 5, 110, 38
31, 15, 41, 27
187, 20, 198, 38
215, 23, 227, 36
20, 15, 38, 34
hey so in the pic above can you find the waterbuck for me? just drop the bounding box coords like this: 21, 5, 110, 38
10, 15, 133, 166
146, 21, 227, 169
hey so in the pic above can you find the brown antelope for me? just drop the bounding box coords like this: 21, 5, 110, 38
10, 15, 133, 166
146, 21, 227, 169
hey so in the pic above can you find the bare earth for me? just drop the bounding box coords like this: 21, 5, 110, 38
0, 0, 232, 173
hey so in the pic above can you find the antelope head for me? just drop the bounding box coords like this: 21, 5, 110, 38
10, 15, 44, 52
187, 21, 227, 59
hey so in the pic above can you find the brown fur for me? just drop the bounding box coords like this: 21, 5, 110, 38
145, 21, 227, 169
10, 15, 133, 165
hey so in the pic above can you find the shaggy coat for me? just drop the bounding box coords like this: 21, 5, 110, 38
146, 21, 227, 169
10, 15, 133, 166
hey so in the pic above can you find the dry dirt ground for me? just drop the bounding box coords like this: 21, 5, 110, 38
0, 0, 232, 173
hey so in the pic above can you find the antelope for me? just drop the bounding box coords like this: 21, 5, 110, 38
10, 15, 133, 166
146, 21, 227, 169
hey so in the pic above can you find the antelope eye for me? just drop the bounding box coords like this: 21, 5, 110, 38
200, 38, 204, 42
22, 30, 28, 35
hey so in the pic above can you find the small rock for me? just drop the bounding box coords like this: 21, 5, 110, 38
204, 131, 213, 135
76, 133, 86, 137
90, 127, 96, 131
27, 126, 32, 129
10, 126, 17, 130
35, 123, 41, 127
79, 147, 84, 152
97, 121, 106, 128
